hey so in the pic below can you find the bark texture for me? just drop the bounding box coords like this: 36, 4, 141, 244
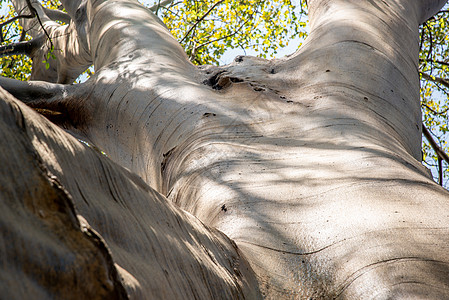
1, 0, 449, 299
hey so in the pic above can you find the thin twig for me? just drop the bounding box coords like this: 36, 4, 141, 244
154, 0, 162, 14
420, 72, 449, 89
149, 0, 174, 12
25, 0, 54, 50
424, 22, 433, 63
0, 13, 35, 43
422, 103, 449, 115
192, 17, 251, 53
180, 0, 224, 43
422, 124, 449, 167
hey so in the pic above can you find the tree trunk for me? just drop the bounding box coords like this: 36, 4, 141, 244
1, 0, 449, 299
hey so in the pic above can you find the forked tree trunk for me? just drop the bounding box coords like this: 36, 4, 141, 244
1, 0, 449, 299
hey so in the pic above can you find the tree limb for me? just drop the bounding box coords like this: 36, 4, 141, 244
191, 17, 252, 56
19, 28, 27, 41
8, 0, 92, 83
0, 86, 260, 299
0, 34, 45, 57
24, 0, 54, 50
0, 76, 71, 104
0, 11, 35, 43
420, 72, 449, 89
0, 76, 88, 125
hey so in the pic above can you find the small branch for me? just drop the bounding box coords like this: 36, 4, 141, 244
422, 103, 449, 116
0, 77, 88, 126
422, 124, 449, 167
438, 157, 443, 185
420, 72, 449, 90
0, 76, 69, 104
0, 34, 44, 57
189, 11, 253, 61
180, 0, 224, 43
419, 24, 425, 52
419, 58, 449, 67
25, 0, 54, 50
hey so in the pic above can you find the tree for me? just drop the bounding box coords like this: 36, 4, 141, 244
1, 0, 449, 298
419, 7, 449, 186
3, 0, 449, 185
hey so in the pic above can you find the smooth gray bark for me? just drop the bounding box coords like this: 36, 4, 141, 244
1, 0, 449, 299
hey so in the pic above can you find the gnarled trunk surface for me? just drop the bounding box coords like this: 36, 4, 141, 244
1, 0, 449, 299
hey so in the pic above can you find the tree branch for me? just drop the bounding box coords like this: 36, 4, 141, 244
25, 0, 54, 50
8, 0, 92, 83
42, 7, 71, 24
419, 23, 425, 52
420, 58, 449, 67
191, 17, 252, 55
58, 0, 85, 20
180, 0, 224, 43
0, 11, 35, 43
0, 34, 45, 57
19, 28, 27, 41
422, 124, 449, 182
420, 72, 449, 89
0, 76, 70, 104
422, 103, 449, 115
